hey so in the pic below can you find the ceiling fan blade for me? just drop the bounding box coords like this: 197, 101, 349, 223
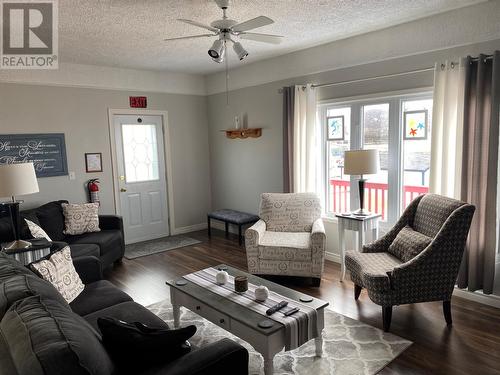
177, 19, 218, 32
164, 34, 215, 41
232, 16, 274, 32
238, 32, 284, 45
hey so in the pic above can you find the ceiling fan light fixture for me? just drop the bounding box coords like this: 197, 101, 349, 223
208, 39, 225, 58
232, 41, 248, 60
212, 55, 224, 63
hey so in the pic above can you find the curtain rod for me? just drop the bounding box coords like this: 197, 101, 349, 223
311, 66, 434, 89
277, 66, 433, 93
278, 54, 494, 93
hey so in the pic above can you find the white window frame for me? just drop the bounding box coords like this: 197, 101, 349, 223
318, 88, 433, 227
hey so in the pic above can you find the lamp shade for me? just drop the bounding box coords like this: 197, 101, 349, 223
344, 149, 380, 175
0, 163, 39, 198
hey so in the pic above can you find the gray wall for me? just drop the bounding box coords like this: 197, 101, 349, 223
0, 83, 211, 230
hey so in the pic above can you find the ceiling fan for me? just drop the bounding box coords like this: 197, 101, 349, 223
164, 0, 284, 63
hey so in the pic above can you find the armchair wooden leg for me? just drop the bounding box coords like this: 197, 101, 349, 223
354, 285, 362, 300
382, 306, 392, 332
443, 300, 452, 325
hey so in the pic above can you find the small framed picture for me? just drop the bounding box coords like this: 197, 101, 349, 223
327, 115, 345, 141
404, 110, 428, 140
85, 153, 103, 173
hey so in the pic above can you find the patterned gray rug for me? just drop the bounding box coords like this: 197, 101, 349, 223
124, 236, 201, 259
147, 298, 411, 375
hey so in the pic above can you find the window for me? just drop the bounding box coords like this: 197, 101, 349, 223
326, 107, 351, 213
362, 103, 389, 219
319, 92, 433, 224
401, 99, 433, 209
122, 124, 160, 183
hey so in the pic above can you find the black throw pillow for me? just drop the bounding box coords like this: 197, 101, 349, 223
97, 317, 196, 371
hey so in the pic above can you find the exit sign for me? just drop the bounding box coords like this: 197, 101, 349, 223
129, 96, 147, 108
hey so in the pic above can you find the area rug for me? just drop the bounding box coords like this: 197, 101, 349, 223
124, 236, 201, 259
147, 297, 412, 375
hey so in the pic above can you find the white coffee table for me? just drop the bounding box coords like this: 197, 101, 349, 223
167, 265, 329, 375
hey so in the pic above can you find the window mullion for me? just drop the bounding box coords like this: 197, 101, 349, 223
351, 103, 362, 210
387, 98, 402, 225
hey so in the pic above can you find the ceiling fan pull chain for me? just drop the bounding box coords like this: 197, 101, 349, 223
225, 40, 229, 105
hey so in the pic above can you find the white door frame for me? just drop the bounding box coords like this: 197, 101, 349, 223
108, 108, 176, 235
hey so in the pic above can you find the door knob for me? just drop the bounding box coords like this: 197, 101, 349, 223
120, 188, 127, 192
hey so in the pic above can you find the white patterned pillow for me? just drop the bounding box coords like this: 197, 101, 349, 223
30, 246, 84, 303
62, 203, 100, 235
24, 219, 52, 241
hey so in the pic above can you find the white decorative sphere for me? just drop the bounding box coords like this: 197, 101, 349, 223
255, 286, 269, 302
216, 271, 229, 285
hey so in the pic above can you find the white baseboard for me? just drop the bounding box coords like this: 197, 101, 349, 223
452, 288, 500, 309
171, 223, 207, 235
325, 251, 341, 264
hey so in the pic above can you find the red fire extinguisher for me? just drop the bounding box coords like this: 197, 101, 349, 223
87, 179, 100, 205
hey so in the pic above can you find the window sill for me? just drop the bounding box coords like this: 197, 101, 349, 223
322, 214, 338, 224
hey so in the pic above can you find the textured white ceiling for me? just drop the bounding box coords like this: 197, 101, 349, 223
59, 0, 485, 75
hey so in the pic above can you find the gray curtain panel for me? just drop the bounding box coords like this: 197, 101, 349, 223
282, 86, 295, 193
457, 51, 500, 294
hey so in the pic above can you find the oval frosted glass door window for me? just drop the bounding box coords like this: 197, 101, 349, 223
121, 124, 160, 183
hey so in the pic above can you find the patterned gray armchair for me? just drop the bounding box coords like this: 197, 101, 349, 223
345, 194, 475, 331
245, 193, 326, 286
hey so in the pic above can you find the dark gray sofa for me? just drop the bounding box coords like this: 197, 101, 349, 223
0, 200, 125, 270
0, 251, 249, 375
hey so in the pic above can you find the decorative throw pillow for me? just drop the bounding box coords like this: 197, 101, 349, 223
62, 203, 100, 235
388, 225, 432, 263
97, 317, 195, 370
25, 219, 52, 241
30, 246, 84, 303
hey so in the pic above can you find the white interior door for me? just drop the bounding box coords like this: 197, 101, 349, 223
114, 115, 169, 244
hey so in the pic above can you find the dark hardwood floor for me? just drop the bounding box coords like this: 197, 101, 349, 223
106, 229, 500, 375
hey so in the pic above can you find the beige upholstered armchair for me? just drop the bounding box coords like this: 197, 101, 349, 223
345, 194, 475, 332
245, 193, 326, 286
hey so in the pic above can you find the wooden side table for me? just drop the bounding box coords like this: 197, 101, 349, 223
335, 213, 382, 281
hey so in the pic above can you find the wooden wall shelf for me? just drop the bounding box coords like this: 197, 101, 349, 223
224, 128, 262, 139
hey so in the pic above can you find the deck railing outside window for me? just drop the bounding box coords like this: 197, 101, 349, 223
329, 179, 428, 220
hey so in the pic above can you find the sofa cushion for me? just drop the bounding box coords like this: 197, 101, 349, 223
35, 200, 67, 241
259, 193, 321, 232
70, 243, 101, 258
70, 280, 133, 316
388, 225, 432, 262
345, 251, 402, 293
62, 203, 101, 235
65, 230, 123, 256
0, 274, 70, 319
30, 246, 85, 303
258, 231, 311, 261
0, 295, 115, 375
0, 327, 17, 375
0, 252, 33, 283
84, 301, 170, 332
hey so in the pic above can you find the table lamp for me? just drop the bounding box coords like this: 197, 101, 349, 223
344, 149, 380, 216
0, 163, 40, 249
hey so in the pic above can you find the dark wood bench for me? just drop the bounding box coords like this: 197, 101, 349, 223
207, 209, 259, 245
